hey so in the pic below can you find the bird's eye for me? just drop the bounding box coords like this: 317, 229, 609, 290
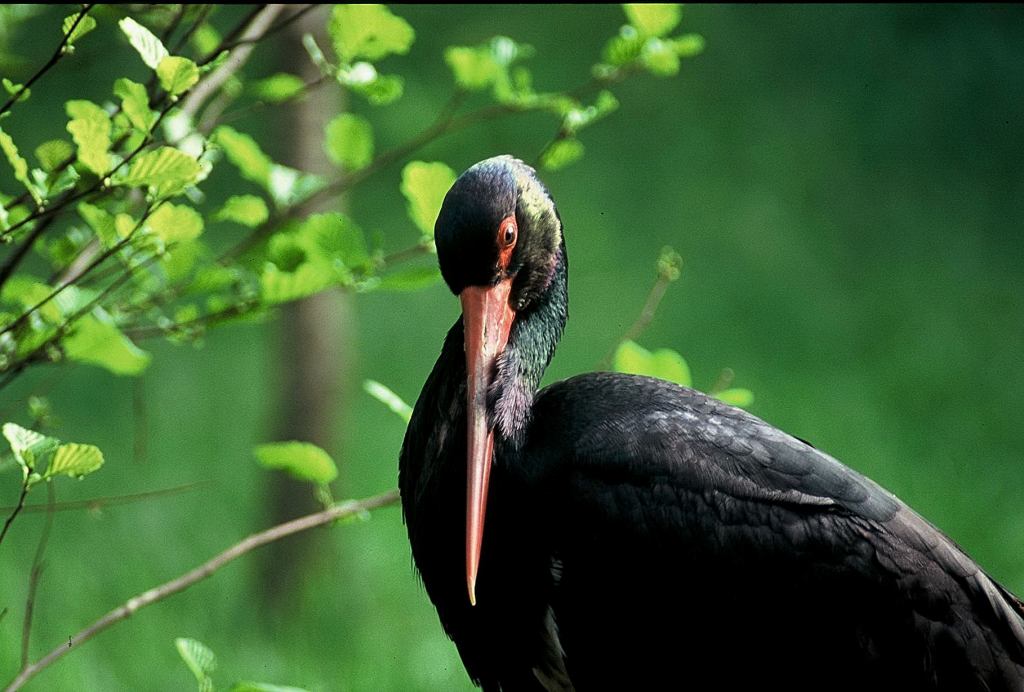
499, 221, 517, 249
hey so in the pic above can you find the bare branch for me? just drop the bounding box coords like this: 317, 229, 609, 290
0, 477, 31, 548
21, 482, 56, 670
180, 4, 288, 120
4, 488, 400, 692
0, 480, 210, 516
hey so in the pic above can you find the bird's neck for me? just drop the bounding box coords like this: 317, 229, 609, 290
491, 244, 568, 449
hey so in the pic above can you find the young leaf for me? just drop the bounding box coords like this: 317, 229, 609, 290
714, 388, 755, 408
624, 3, 683, 38
120, 146, 201, 195
363, 380, 413, 423
540, 138, 584, 171
66, 100, 112, 176
214, 195, 269, 227
43, 442, 103, 480
62, 10, 97, 46
298, 213, 370, 270
444, 46, 499, 90
671, 34, 705, 58
2, 78, 29, 103
250, 73, 306, 103
148, 202, 204, 242
113, 78, 155, 133
254, 441, 338, 485
612, 340, 692, 388
119, 17, 169, 70
175, 637, 216, 692
349, 73, 403, 106
35, 139, 74, 172
324, 113, 373, 171
157, 56, 200, 97
400, 161, 456, 237
2, 422, 59, 474
64, 309, 152, 376
328, 4, 415, 62
641, 38, 681, 76
0, 126, 42, 204
213, 125, 273, 186
377, 265, 441, 292
77, 202, 118, 247
260, 262, 336, 305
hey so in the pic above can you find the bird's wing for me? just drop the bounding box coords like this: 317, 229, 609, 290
522, 372, 1024, 687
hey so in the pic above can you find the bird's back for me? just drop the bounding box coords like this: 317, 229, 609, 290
503, 372, 1024, 690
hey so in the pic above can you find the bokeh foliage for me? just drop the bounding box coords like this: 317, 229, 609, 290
0, 4, 1021, 690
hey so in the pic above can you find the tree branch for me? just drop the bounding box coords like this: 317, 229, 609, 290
0, 476, 31, 548
0, 5, 95, 119
4, 488, 400, 692
20, 482, 56, 670
180, 4, 287, 120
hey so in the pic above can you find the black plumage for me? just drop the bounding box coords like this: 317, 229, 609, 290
398, 155, 1024, 690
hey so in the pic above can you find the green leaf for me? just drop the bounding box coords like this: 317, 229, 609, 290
377, 265, 441, 292
62, 10, 97, 46
444, 46, 499, 90
66, 99, 112, 176
324, 113, 373, 171
43, 443, 103, 480
77, 202, 118, 248
612, 340, 692, 387
120, 146, 201, 196
400, 161, 456, 237
363, 380, 412, 423
119, 17, 169, 70
260, 262, 335, 305
113, 78, 155, 133
350, 73, 403, 106
298, 213, 369, 270
671, 33, 705, 58
2, 78, 29, 103
254, 441, 338, 485
0, 125, 42, 204
641, 38, 681, 76
2, 422, 59, 475
250, 73, 306, 103
624, 3, 682, 37
157, 56, 200, 97
539, 138, 584, 171
328, 4, 415, 62
175, 637, 216, 692
214, 195, 269, 227
214, 126, 273, 185
714, 388, 755, 408
231, 684, 310, 692
35, 139, 73, 172
64, 309, 151, 375
147, 203, 203, 243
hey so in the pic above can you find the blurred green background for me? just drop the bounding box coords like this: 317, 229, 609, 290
1, 4, 1022, 690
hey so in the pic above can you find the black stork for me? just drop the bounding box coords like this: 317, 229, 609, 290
398, 155, 1024, 690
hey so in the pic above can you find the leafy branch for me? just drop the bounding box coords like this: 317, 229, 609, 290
4, 488, 400, 692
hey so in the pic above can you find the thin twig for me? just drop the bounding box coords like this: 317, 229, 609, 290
0, 5, 95, 119
0, 481, 210, 515
0, 477, 31, 548
4, 488, 400, 692
215, 4, 318, 53
598, 273, 673, 370
21, 482, 56, 670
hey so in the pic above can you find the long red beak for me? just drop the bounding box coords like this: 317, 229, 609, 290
460, 278, 515, 606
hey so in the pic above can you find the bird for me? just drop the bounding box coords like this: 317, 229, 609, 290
398, 155, 1024, 690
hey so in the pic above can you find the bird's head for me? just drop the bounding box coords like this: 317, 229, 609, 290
433, 155, 563, 606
